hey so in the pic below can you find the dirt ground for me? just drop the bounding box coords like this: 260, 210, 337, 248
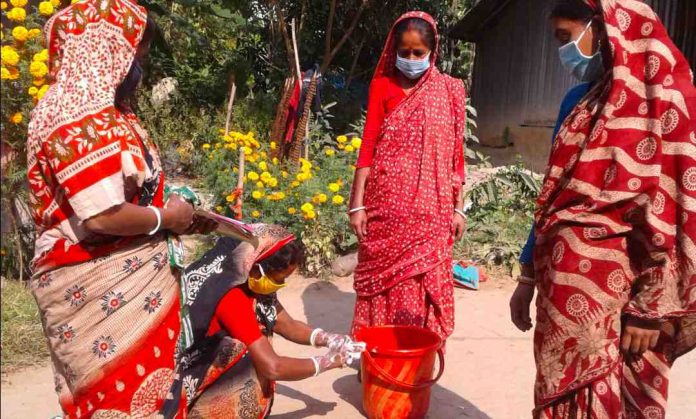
2, 275, 695, 418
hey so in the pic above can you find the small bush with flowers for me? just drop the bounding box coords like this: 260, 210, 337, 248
200, 130, 361, 276
1, 0, 68, 279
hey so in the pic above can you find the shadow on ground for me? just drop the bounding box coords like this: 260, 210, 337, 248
274, 281, 493, 418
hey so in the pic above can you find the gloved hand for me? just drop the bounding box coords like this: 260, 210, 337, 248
312, 329, 350, 351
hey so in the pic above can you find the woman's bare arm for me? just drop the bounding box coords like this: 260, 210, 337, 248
349, 167, 371, 241
273, 302, 313, 345
247, 337, 341, 381
84, 194, 194, 236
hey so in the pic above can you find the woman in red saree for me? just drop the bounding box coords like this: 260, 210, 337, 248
26, 1, 205, 416
349, 12, 467, 341
512, 0, 696, 417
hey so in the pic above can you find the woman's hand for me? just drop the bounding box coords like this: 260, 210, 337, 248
350, 210, 368, 241
162, 194, 194, 234
452, 213, 466, 241
510, 282, 535, 332
621, 316, 661, 356
182, 214, 218, 236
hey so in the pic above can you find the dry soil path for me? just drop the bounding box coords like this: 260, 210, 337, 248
2, 276, 695, 418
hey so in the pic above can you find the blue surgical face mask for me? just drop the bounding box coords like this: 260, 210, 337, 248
558, 21, 604, 82
395, 53, 431, 80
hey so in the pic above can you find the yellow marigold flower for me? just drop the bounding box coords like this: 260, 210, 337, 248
242, 146, 252, 155
37, 84, 49, 100
268, 178, 278, 188
291, 181, 300, 188
305, 172, 313, 180
71, 0, 80, 4
202, 143, 211, 150
345, 145, 355, 153
301, 202, 314, 213
325, 148, 335, 156
337, 135, 348, 144
225, 194, 235, 202
33, 78, 45, 86
288, 207, 297, 215
247, 171, 259, 181
312, 195, 321, 204
281, 171, 288, 179
50, 0, 60, 6
318, 193, 328, 203
304, 210, 316, 220
272, 157, 279, 165
1, 46, 20, 66
255, 181, 264, 189
10, 0, 26, 7
328, 183, 340, 193
38, 1, 54, 15
252, 190, 263, 200
12, 26, 28, 42
8, 7, 27, 22
350, 164, 356, 171
0, 2, 7, 10
1, 67, 10, 79
251, 210, 261, 218
276, 191, 285, 200
260, 172, 272, 183
28, 86, 38, 96
214, 142, 222, 149
9, 112, 23, 124
338, 144, 345, 150
270, 141, 277, 151
29, 61, 49, 79
258, 161, 268, 171
332, 195, 345, 205
28, 29, 42, 39
351, 137, 362, 149
216, 205, 224, 213
296, 172, 307, 182
260, 151, 267, 159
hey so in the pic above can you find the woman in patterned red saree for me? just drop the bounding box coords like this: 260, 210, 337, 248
511, 0, 696, 417
26, 1, 202, 417
348, 11, 467, 342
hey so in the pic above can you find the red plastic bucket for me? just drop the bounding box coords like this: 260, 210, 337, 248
355, 325, 445, 419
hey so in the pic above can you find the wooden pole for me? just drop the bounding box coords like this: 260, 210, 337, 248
223, 81, 243, 219
290, 18, 302, 82
224, 78, 236, 135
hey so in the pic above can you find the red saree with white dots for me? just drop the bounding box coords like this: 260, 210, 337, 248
27, 1, 185, 417
533, 1, 696, 417
352, 11, 466, 341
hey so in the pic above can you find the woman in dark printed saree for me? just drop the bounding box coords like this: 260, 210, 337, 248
510, 0, 696, 417
26, 1, 217, 417
163, 224, 359, 418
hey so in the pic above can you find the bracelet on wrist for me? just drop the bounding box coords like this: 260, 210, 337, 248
348, 206, 366, 215
309, 328, 324, 348
310, 356, 320, 377
147, 206, 162, 235
454, 208, 467, 219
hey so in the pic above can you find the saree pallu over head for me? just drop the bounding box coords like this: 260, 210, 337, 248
533, 0, 696, 407
353, 12, 467, 304
27, 0, 163, 272
26, 1, 184, 417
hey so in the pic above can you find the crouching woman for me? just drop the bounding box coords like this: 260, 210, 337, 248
164, 225, 355, 418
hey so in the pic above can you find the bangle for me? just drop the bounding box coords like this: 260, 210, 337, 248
454, 209, 466, 219
310, 356, 320, 377
516, 275, 536, 286
147, 206, 162, 235
309, 328, 324, 348
348, 206, 366, 214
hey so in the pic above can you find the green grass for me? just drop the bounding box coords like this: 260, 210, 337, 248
1, 280, 49, 371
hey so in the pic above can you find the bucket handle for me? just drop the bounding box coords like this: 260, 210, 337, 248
363, 348, 445, 390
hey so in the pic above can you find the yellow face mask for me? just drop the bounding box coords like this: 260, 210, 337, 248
248, 264, 286, 295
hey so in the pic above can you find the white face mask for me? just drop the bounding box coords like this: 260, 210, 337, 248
395, 52, 431, 79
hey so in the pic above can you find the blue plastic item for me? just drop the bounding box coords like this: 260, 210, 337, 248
453, 264, 480, 290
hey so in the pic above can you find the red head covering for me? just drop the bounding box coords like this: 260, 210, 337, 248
533, 0, 696, 406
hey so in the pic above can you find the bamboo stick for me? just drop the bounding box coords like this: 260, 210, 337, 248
290, 18, 302, 82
